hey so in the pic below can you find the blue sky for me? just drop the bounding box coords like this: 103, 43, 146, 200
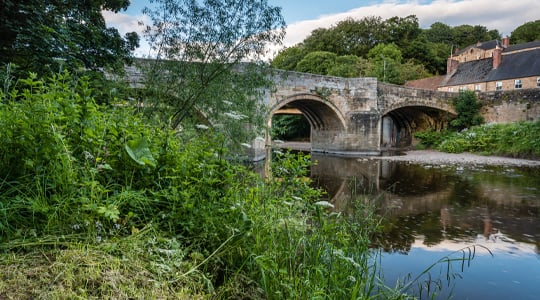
124, 0, 388, 24
107, 0, 539, 58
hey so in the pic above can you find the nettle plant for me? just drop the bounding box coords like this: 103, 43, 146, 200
0, 71, 170, 239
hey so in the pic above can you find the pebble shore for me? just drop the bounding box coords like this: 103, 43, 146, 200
372, 150, 540, 167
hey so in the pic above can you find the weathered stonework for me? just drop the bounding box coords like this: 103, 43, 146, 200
478, 89, 540, 123
122, 64, 539, 158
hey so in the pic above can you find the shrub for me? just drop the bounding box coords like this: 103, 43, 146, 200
450, 91, 484, 130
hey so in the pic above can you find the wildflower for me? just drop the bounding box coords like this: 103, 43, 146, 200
196, 124, 209, 130
314, 201, 334, 208
83, 151, 95, 162
224, 111, 247, 120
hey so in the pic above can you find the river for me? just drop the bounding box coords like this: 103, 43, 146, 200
310, 154, 540, 299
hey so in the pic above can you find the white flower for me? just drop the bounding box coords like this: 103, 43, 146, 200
196, 124, 209, 130
241, 143, 252, 148
224, 111, 247, 120
223, 100, 233, 106
314, 201, 334, 208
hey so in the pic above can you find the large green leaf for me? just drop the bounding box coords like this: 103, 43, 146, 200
125, 137, 157, 167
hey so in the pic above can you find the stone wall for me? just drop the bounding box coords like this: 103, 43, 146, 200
478, 89, 540, 123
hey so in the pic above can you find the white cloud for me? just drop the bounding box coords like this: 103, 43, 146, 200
283, 0, 539, 47
103, 0, 539, 59
102, 10, 153, 57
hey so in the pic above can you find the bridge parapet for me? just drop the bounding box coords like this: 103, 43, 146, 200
377, 82, 456, 114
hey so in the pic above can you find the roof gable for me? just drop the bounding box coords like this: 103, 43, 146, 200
445, 59, 493, 86
487, 49, 540, 81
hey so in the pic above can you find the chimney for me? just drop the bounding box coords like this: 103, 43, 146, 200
502, 36, 509, 48
493, 47, 502, 69
447, 57, 459, 74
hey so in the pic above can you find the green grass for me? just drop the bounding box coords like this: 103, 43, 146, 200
0, 71, 473, 299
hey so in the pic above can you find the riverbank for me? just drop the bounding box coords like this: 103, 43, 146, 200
373, 150, 540, 167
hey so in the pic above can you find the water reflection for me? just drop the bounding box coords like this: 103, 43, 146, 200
311, 154, 540, 299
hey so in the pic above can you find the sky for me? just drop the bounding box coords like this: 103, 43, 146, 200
104, 0, 540, 58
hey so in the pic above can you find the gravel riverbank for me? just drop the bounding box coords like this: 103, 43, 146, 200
371, 150, 540, 167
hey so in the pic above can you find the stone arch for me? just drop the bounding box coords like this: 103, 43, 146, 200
381, 105, 456, 148
268, 93, 347, 132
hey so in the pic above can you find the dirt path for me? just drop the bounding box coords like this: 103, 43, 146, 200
372, 150, 540, 167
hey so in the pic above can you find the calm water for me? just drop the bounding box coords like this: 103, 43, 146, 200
311, 154, 540, 299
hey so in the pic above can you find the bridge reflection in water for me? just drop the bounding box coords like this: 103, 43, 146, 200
310, 154, 540, 299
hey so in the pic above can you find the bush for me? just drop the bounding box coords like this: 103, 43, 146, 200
450, 91, 484, 130
414, 129, 451, 148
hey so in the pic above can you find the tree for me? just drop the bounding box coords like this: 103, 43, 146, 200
424, 22, 453, 44
511, 20, 540, 44
328, 55, 362, 77
451, 25, 499, 48
0, 0, 139, 74
272, 46, 307, 70
140, 0, 286, 137
295, 51, 337, 75
450, 90, 484, 130
381, 15, 421, 48
302, 16, 384, 58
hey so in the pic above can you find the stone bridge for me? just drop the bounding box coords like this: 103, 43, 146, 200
123, 64, 540, 158
263, 71, 457, 156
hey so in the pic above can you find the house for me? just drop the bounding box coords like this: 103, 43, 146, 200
405, 37, 540, 92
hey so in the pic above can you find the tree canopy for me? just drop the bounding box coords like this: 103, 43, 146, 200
271, 15, 525, 82
510, 20, 540, 44
0, 0, 139, 74
140, 0, 286, 139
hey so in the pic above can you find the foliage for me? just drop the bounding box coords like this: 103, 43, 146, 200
414, 129, 452, 148
0, 71, 397, 298
295, 51, 338, 75
272, 114, 310, 141
0, 0, 139, 75
438, 121, 540, 157
140, 0, 285, 131
271, 15, 506, 79
328, 55, 363, 77
450, 90, 484, 130
248, 151, 382, 299
272, 46, 307, 70
510, 19, 540, 43
303, 16, 384, 57
450, 24, 500, 49
0, 72, 169, 238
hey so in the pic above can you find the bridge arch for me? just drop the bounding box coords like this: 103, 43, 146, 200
268, 93, 347, 132
381, 104, 456, 148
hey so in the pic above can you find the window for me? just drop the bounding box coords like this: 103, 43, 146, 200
537, 77, 540, 88
496, 81, 502, 91
475, 84, 481, 91
515, 79, 522, 89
